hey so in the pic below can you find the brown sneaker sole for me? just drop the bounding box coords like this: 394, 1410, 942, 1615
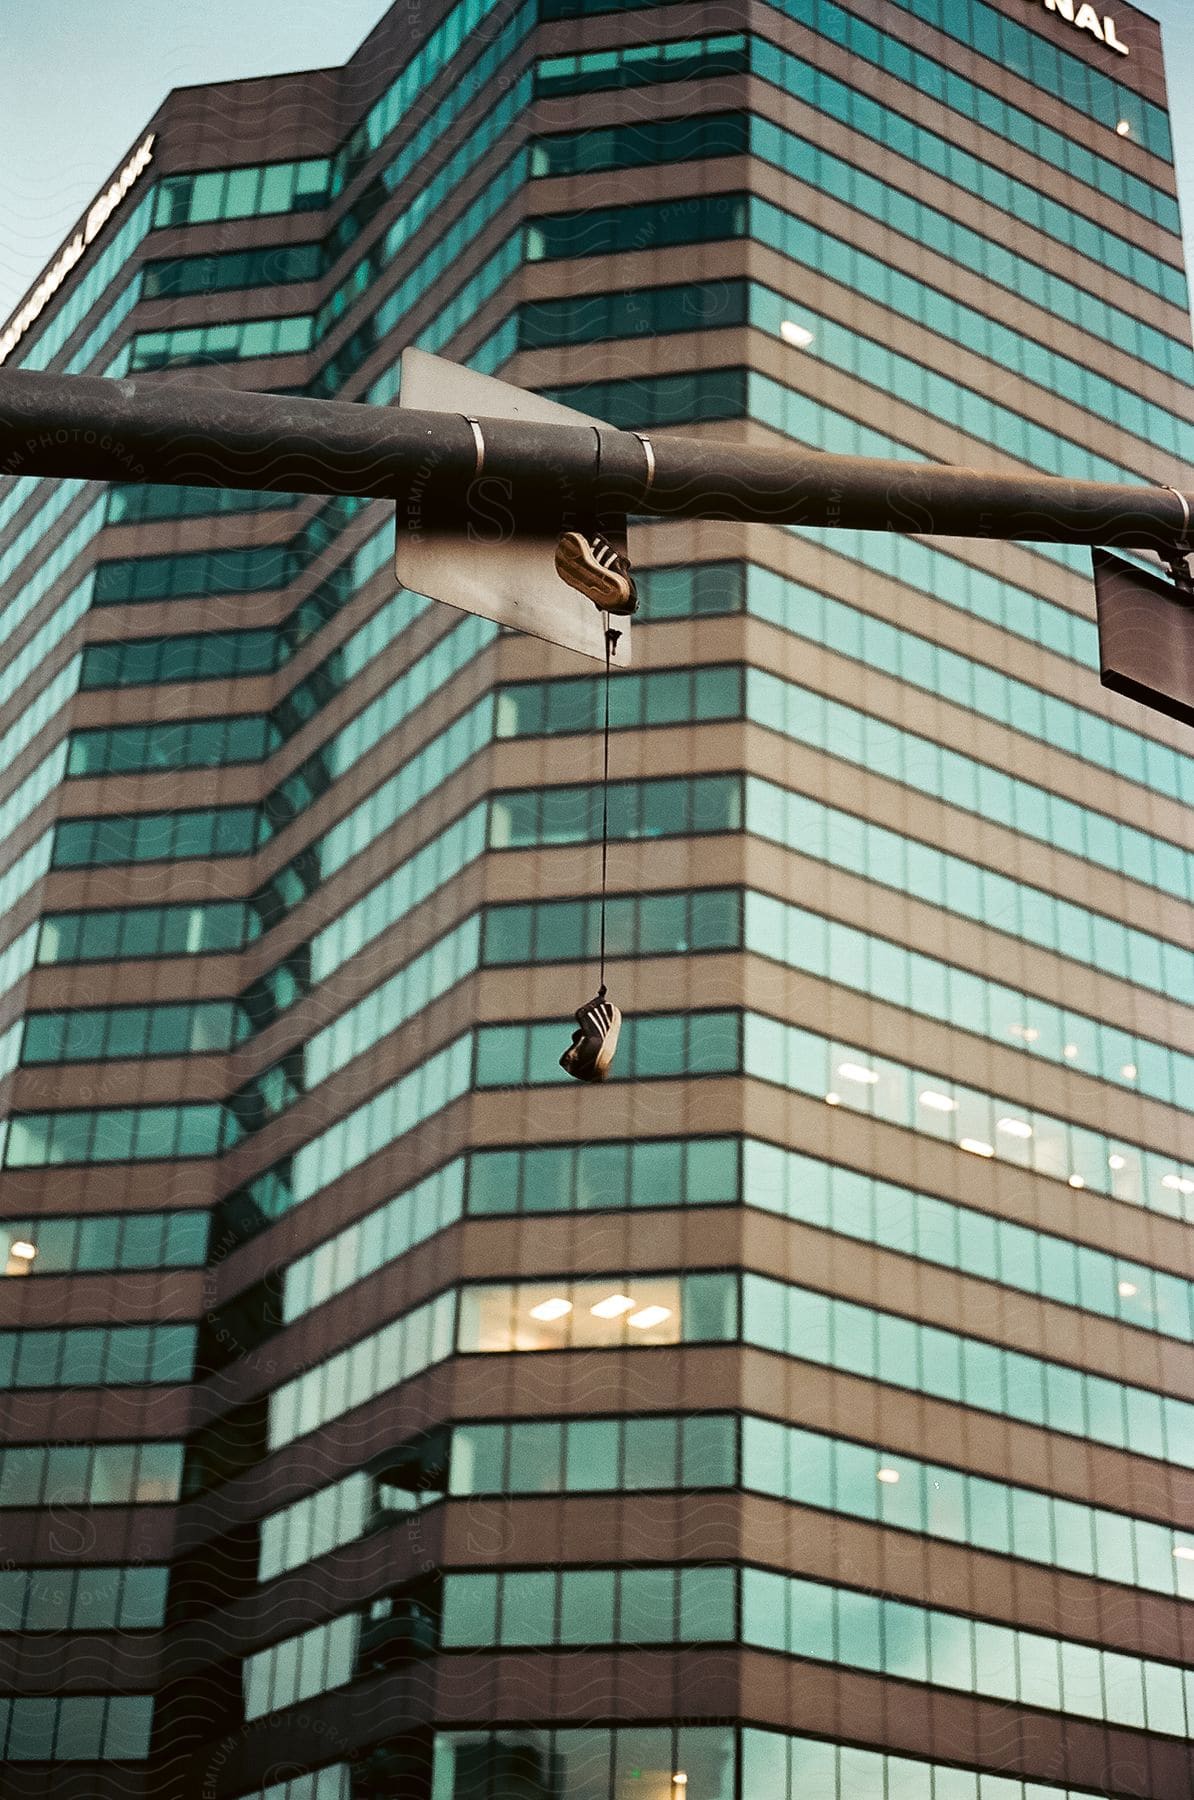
555, 534, 637, 615
589, 1005, 621, 1079
560, 1003, 623, 1081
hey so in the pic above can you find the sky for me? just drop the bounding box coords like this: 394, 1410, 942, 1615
1, 1, 1193, 327
0, 1, 393, 321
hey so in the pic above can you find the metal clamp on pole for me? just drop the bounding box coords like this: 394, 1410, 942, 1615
463, 416, 486, 477
1157, 482, 1194, 599
634, 432, 656, 497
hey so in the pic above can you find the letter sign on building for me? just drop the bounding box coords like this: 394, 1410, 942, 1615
1040, 0, 1129, 55
0, 133, 156, 367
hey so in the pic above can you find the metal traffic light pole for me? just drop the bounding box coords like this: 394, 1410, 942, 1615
2, 364, 1193, 720
1, 366, 1190, 553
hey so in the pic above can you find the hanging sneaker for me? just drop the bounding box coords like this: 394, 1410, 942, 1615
560, 992, 622, 1082
555, 531, 638, 616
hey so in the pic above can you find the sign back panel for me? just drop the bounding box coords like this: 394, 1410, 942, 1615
394, 349, 630, 666
1093, 548, 1194, 729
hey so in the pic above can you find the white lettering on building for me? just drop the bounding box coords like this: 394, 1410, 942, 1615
0, 132, 156, 368
1041, 0, 1130, 56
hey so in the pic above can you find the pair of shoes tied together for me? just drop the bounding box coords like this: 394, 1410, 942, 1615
560, 992, 622, 1082
554, 533, 631, 1083
555, 531, 638, 616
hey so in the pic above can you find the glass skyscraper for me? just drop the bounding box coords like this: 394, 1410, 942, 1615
0, 1, 1190, 1796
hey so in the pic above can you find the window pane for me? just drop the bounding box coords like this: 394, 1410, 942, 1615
441, 1575, 497, 1647
506, 1422, 563, 1493
103, 1695, 153, 1759
450, 1424, 505, 1495
614, 1728, 674, 1800
678, 1567, 735, 1642
559, 1569, 616, 1646
55, 1695, 105, 1760
43, 1447, 88, 1505
682, 1415, 735, 1488
25, 1571, 72, 1630
619, 1568, 675, 1642
9, 1697, 58, 1760
120, 1565, 169, 1628
565, 1419, 620, 1492
78, 1568, 121, 1630
623, 1417, 678, 1489
500, 1570, 556, 1645
786, 1578, 834, 1660
553, 1728, 613, 1800
119, 1214, 165, 1269
684, 1136, 738, 1203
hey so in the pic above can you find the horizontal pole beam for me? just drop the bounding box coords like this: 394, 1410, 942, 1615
0, 367, 1189, 555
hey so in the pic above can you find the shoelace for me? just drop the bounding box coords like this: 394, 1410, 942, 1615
597, 621, 620, 998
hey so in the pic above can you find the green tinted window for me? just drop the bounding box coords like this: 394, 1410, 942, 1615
740, 1270, 1191, 1468
482, 889, 741, 967
441, 1564, 1188, 1734
52, 808, 259, 868
153, 158, 330, 228
498, 665, 742, 738
536, 34, 747, 97
4, 1104, 236, 1167
637, 561, 744, 619
474, 1011, 741, 1089
532, 51, 1181, 310
0, 1325, 195, 1389
129, 314, 315, 373
746, 772, 1193, 1007
67, 715, 273, 776
37, 901, 249, 963
22, 1000, 245, 1066
281, 1160, 464, 1323
105, 484, 300, 526
539, 0, 1174, 185
143, 241, 321, 299
80, 630, 278, 688
489, 774, 742, 851
532, 111, 748, 178
529, 192, 747, 261
888, 0, 1169, 157
93, 542, 298, 604
0, 1695, 154, 1762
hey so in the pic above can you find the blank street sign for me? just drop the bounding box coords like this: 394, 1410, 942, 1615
1093, 548, 1194, 729
394, 348, 631, 666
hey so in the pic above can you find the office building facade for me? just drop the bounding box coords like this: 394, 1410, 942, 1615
0, 0, 1191, 1794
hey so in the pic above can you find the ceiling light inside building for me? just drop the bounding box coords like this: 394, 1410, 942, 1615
590, 1293, 636, 1319
1161, 1174, 1194, 1195
628, 1305, 671, 1330
837, 1062, 879, 1084
996, 1118, 1033, 1139
1068, 1175, 1085, 1189
1116, 119, 1132, 135
1117, 1281, 1137, 1298
960, 1138, 994, 1158
780, 319, 815, 348
824, 1091, 842, 1106
529, 1297, 572, 1321
1173, 1544, 1194, 1561
1120, 1063, 1137, 1080
1108, 1155, 1126, 1170
9, 1241, 36, 1260
918, 1090, 957, 1112
876, 1467, 900, 1484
